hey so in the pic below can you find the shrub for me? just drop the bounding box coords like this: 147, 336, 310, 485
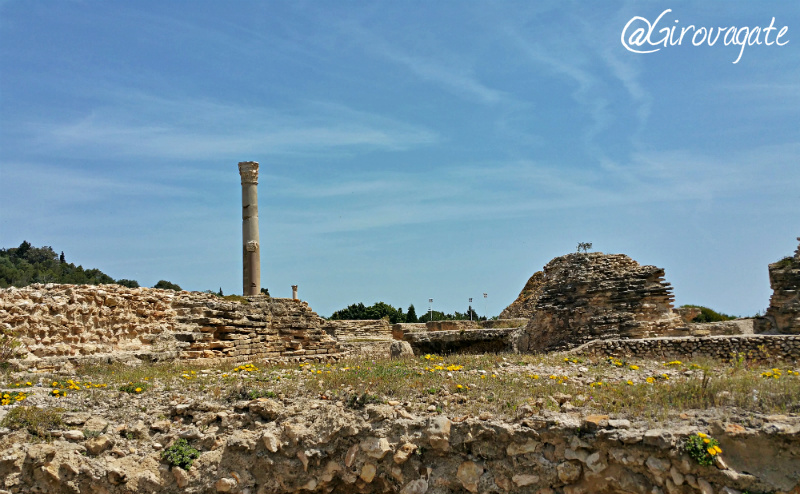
0, 328, 23, 365
684, 432, 722, 466
161, 438, 200, 470
119, 382, 149, 394
1, 406, 64, 437
345, 392, 381, 409
681, 305, 736, 323
153, 280, 182, 291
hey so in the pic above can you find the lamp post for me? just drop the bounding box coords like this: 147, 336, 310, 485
469, 297, 473, 321
483, 293, 487, 321
429, 298, 433, 322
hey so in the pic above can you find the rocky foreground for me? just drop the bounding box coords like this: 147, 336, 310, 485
1, 356, 799, 494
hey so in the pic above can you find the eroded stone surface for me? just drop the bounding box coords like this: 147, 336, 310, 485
506, 252, 682, 352
760, 238, 800, 335
0, 284, 346, 369
0, 398, 797, 494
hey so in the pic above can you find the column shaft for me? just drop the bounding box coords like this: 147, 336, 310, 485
239, 162, 261, 296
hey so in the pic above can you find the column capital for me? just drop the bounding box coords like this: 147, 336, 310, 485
238, 161, 259, 185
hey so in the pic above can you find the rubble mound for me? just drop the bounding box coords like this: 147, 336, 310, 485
498, 271, 544, 319
761, 237, 800, 334
516, 252, 681, 352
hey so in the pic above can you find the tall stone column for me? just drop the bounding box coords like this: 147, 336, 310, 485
238, 161, 261, 296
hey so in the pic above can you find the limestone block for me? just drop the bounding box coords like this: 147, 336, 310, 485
456, 461, 483, 493
427, 416, 451, 451
360, 437, 392, 459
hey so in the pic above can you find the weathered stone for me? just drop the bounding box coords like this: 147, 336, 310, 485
360, 463, 377, 483
150, 420, 171, 433
361, 437, 392, 459
506, 439, 540, 455
512, 474, 539, 487
0, 284, 343, 369
759, 238, 800, 334
643, 429, 674, 449
261, 431, 280, 453
399, 479, 428, 494
427, 416, 451, 451
585, 451, 607, 473
390, 341, 414, 359
249, 399, 281, 421
557, 461, 582, 483
86, 435, 115, 456
394, 443, 417, 464
215, 477, 237, 492
456, 461, 483, 493
507, 252, 681, 352
646, 456, 671, 475
172, 466, 189, 488
697, 478, 714, 494
583, 414, 609, 431
63, 430, 84, 441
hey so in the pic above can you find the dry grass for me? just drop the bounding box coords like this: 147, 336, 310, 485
2, 352, 798, 422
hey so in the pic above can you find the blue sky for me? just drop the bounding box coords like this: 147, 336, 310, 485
1, 1, 798, 318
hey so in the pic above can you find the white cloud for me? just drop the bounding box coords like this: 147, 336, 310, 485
23, 93, 438, 160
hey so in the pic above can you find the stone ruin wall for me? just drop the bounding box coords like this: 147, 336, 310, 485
574, 334, 800, 362
499, 271, 545, 319
323, 319, 393, 342
0, 284, 344, 370
4, 400, 800, 494
322, 319, 396, 358
759, 237, 800, 335
516, 253, 682, 353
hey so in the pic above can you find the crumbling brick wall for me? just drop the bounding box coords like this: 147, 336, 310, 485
0, 284, 343, 369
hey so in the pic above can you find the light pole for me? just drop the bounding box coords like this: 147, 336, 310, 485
483, 293, 488, 321
429, 298, 433, 322
469, 297, 473, 321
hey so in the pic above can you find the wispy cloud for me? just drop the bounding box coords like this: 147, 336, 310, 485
332, 18, 508, 105
269, 139, 800, 235
20, 93, 438, 160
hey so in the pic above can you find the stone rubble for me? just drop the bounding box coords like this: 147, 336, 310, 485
510, 253, 682, 352
759, 238, 800, 335
0, 284, 346, 370
1, 391, 798, 494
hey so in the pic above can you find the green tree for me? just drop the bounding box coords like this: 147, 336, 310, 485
330, 301, 406, 323
154, 280, 182, 291
0, 242, 118, 288
406, 304, 418, 323
116, 279, 140, 288
418, 310, 449, 322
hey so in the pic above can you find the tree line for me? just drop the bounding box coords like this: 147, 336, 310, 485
329, 301, 483, 323
0, 241, 181, 291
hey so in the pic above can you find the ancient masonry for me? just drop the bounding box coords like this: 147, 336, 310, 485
3, 400, 799, 494
506, 252, 682, 353
760, 237, 800, 334
574, 334, 800, 361
0, 284, 344, 370
498, 271, 544, 319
